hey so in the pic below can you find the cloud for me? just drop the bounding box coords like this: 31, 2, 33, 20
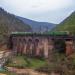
0, 0, 75, 23
0, 0, 73, 12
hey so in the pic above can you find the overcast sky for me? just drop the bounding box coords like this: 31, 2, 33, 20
0, 0, 75, 24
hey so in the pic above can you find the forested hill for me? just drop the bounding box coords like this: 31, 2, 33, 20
53, 11, 75, 34
17, 16, 56, 32
0, 7, 31, 45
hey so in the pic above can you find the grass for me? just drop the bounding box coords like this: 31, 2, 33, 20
6, 55, 27, 68
26, 57, 47, 69
4, 53, 75, 75
6, 55, 47, 69
53, 11, 75, 34
67, 53, 75, 65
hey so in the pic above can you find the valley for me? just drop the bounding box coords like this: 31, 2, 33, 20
0, 6, 75, 75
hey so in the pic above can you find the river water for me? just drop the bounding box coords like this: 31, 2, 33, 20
0, 65, 5, 71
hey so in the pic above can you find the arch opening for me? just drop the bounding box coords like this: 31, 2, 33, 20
54, 39, 66, 53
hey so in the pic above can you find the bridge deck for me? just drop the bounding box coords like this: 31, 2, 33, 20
10, 32, 74, 40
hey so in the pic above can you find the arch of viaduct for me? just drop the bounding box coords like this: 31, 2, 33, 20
9, 33, 75, 58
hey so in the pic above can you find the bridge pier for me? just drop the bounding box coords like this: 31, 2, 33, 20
65, 40, 74, 56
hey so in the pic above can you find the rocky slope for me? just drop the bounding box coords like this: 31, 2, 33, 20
0, 7, 31, 45
53, 11, 75, 34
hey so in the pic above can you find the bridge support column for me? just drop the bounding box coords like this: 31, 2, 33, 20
65, 40, 74, 56
35, 45, 39, 56
23, 44, 27, 55
16, 41, 20, 54
12, 38, 18, 55
48, 39, 54, 61
18, 41, 22, 55
27, 44, 33, 57
43, 38, 49, 58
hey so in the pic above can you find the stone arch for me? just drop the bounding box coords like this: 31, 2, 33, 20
23, 38, 26, 43
17, 38, 24, 55
28, 39, 33, 43
35, 39, 39, 43
27, 37, 32, 41
34, 38, 44, 57
34, 39, 39, 48
34, 39, 39, 56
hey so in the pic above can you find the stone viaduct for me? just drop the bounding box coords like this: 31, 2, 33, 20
8, 32, 75, 58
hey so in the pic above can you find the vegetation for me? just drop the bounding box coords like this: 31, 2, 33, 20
53, 11, 75, 34
4, 53, 75, 75
6, 55, 47, 69
35, 52, 75, 75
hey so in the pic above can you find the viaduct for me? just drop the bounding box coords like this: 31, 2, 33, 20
8, 32, 75, 58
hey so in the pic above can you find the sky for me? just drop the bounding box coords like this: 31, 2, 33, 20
0, 0, 75, 24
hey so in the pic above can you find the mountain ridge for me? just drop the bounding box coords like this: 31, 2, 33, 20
52, 11, 75, 34
17, 16, 56, 32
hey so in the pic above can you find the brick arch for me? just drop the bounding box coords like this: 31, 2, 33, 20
28, 39, 33, 43
23, 38, 26, 42
19, 38, 22, 42
26, 37, 33, 42
35, 39, 39, 42
34, 38, 44, 57
34, 39, 40, 48
34, 38, 40, 45
22, 38, 27, 44
34, 37, 39, 40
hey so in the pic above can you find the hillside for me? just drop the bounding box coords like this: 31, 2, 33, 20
0, 7, 31, 45
53, 11, 75, 34
17, 16, 56, 32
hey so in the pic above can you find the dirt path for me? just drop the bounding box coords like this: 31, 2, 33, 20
0, 51, 11, 66
7, 67, 47, 75
0, 73, 6, 75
